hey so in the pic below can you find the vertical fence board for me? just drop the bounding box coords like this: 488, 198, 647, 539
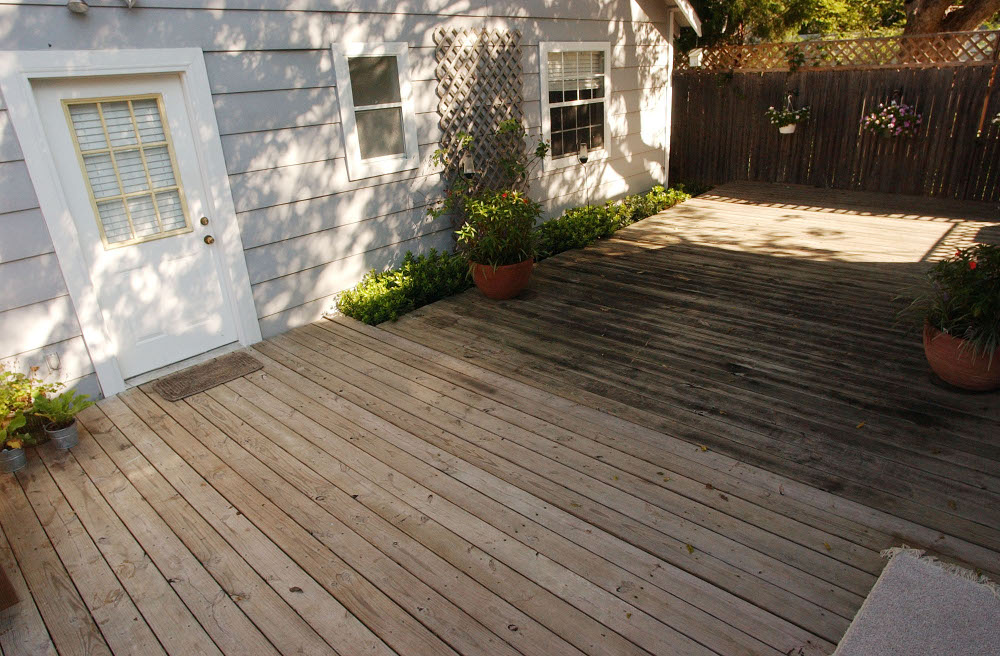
671, 64, 1000, 202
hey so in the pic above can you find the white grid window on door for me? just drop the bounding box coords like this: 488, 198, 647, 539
65, 95, 191, 248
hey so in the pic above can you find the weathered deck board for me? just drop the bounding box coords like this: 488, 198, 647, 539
3, 182, 998, 655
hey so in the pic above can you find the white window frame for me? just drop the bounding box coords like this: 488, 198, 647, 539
539, 41, 612, 172
332, 42, 420, 181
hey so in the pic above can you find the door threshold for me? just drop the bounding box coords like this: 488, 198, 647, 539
124, 342, 242, 388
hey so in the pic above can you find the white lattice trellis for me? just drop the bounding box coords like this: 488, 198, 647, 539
677, 30, 1000, 73
434, 28, 524, 193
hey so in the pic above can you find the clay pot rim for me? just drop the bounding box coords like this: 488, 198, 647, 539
469, 258, 534, 270
923, 321, 998, 357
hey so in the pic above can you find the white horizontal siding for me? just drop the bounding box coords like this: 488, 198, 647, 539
255, 227, 455, 337
0, 9, 669, 51
0, 110, 23, 162
227, 142, 443, 213
0, 161, 38, 214
221, 123, 345, 174
0, 335, 95, 388
0, 208, 54, 264
1, 1, 674, 397
0, 296, 82, 357
0, 253, 68, 313
246, 206, 450, 284
0, 0, 670, 23
237, 174, 443, 249
213, 87, 340, 134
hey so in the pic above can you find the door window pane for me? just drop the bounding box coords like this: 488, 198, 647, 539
66, 95, 190, 247
102, 101, 138, 147
355, 107, 405, 159
348, 56, 402, 106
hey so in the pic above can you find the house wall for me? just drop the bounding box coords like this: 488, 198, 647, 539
0, 0, 674, 396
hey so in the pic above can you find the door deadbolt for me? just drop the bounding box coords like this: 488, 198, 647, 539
204, 235, 215, 245
200, 217, 210, 225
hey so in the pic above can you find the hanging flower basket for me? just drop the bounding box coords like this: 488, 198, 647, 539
765, 104, 810, 135
861, 100, 921, 138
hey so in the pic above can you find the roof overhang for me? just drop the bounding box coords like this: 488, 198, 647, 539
669, 0, 702, 36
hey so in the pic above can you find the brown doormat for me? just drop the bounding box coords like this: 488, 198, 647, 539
151, 351, 262, 401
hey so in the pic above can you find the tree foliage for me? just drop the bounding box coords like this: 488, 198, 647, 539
678, 0, 997, 49
902, 0, 1000, 33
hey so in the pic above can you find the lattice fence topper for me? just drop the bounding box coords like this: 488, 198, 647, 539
677, 30, 1000, 73
434, 28, 524, 193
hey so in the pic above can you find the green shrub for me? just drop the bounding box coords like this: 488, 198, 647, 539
336, 185, 694, 325
457, 190, 541, 266
335, 250, 471, 325
536, 185, 690, 260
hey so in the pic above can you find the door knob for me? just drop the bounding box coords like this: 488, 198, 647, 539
200, 217, 210, 225
204, 235, 215, 245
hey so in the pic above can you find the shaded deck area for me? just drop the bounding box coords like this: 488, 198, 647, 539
2, 182, 999, 656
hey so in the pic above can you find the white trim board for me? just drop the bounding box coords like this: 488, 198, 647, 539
0, 48, 262, 397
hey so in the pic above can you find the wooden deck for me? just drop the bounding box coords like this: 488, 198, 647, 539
2, 182, 999, 656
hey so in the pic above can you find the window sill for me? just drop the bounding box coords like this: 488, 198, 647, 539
345, 151, 419, 181
544, 148, 609, 172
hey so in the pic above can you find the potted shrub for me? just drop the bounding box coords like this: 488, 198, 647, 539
32, 389, 94, 449
861, 100, 922, 138
1, 368, 55, 473
904, 244, 1000, 391
457, 190, 540, 299
765, 104, 810, 134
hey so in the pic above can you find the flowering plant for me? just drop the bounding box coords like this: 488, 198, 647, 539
456, 190, 541, 267
861, 101, 921, 138
429, 120, 549, 222
1, 367, 60, 450
764, 105, 811, 128
902, 244, 1000, 357
993, 112, 1000, 127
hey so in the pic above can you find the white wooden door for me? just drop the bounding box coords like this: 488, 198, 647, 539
34, 75, 238, 379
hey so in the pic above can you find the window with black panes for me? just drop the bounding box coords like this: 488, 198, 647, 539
546, 50, 606, 158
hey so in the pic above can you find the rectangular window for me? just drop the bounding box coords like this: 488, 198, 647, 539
64, 95, 190, 248
332, 43, 420, 180
540, 43, 611, 169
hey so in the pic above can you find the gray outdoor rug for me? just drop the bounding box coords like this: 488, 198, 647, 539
835, 548, 1000, 656
151, 351, 262, 401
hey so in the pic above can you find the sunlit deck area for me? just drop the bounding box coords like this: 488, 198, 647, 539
3, 183, 998, 656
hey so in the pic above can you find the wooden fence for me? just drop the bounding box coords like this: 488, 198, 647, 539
670, 32, 1000, 202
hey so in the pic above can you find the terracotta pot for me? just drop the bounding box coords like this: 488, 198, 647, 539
470, 259, 534, 300
923, 322, 1000, 392
779, 124, 796, 134
45, 419, 79, 449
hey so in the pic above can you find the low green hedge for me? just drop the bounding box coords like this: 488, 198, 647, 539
536, 185, 690, 260
334, 250, 472, 325
336, 185, 693, 324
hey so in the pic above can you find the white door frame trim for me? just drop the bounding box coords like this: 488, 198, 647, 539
0, 48, 261, 397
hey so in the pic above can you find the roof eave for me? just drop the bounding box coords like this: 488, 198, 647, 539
670, 0, 702, 36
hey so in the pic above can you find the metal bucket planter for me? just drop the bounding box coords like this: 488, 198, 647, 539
0, 448, 26, 473
45, 420, 80, 450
